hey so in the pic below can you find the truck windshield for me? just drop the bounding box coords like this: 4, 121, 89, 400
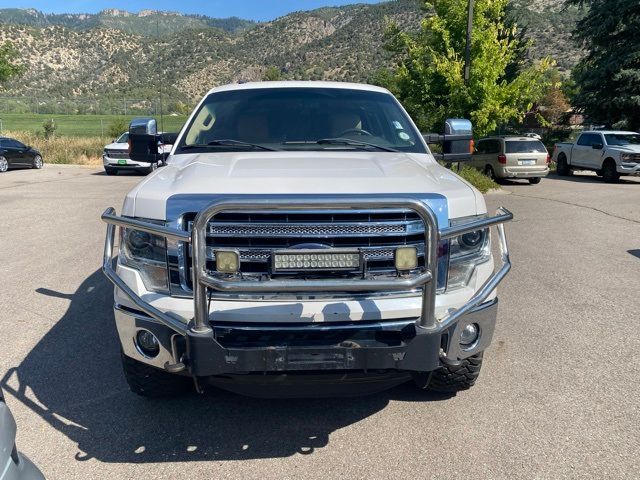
176, 87, 426, 154
505, 140, 547, 153
604, 133, 640, 146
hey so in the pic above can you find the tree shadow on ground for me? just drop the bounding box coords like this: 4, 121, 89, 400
1, 269, 448, 464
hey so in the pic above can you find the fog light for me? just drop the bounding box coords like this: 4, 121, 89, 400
395, 246, 418, 271
136, 330, 160, 357
460, 323, 479, 346
215, 250, 240, 273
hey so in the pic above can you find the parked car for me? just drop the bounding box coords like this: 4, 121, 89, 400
470, 136, 550, 184
0, 137, 43, 173
553, 130, 640, 183
101, 81, 512, 399
102, 131, 174, 176
0, 389, 45, 479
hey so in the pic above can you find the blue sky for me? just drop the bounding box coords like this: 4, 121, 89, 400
0, 0, 385, 21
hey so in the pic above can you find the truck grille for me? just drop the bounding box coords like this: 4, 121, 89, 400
104, 149, 129, 159
176, 210, 435, 293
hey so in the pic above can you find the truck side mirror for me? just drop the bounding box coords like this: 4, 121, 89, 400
128, 118, 162, 163
423, 118, 474, 162
592, 143, 603, 150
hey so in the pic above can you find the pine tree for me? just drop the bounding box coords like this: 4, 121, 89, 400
570, 0, 640, 130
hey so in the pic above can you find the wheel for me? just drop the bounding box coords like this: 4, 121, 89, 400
602, 159, 620, 183
528, 177, 541, 185
121, 351, 191, 398
32, 155, 43, 169
0, 156, 8, 173
104, 167, 117, 176
425, 352, 484, 393
484, 165, 497, 180
142, 162, 159, 175
556, 154, 571, 176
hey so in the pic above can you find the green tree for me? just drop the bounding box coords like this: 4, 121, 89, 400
379, 0, 552, 136
263, 66, 282, 81
569, 0, 640, 130
108, 118, 129, 139
0, 41, 24, 87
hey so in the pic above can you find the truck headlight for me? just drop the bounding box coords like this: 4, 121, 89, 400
119, 221, 169, 294
621, 153, 639, 163
447, 216, 491, 290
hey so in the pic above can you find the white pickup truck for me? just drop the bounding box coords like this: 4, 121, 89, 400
553, 130, 640, 182
101, 81, 512, 398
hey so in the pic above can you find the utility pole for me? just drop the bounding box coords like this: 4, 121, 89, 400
463, 0, 475, 85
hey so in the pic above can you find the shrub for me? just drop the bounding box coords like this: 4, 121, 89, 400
107, 118, 129, 139
42, 118, 57, 139
455, 165, 499, 194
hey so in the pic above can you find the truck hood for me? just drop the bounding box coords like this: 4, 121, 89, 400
124, 151, 484, 220
609, 144, 640, 153
104, 142, 127, 150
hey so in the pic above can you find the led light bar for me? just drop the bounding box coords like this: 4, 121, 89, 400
273, 249, 361, 272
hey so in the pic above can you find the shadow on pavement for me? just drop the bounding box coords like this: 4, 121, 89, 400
544, 172, 640, 185
1, 269, 446, 464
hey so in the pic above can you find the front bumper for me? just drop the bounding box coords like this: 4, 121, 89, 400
114, 297, 498, 376
102, 155, 152, 169
102, 198, 512, 378
618, 162, 640, 175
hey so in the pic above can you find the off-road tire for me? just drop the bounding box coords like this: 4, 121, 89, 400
602, 159, 620, 183
121, 351, 191, 398
556, 154, 571, 176
428, 352, 484, 393
104, 167, 117, 176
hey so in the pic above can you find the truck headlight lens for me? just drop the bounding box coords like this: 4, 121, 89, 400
447, 216, 491, 290
119, 221, 169, 294
621, 153, 639, 163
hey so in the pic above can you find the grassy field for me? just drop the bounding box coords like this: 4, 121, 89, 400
0, 114, 187, 137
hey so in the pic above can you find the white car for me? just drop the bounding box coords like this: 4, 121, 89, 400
103, 132, 174, 176
554, 130, 640, 182
0, 390, 45, 480
101, 81, 512, 398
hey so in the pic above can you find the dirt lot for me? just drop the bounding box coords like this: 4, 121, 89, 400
1, 166, 639, 479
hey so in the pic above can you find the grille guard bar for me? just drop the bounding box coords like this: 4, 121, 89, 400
102, 199, 512, 336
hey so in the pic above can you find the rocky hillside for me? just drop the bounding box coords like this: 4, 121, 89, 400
0, 0, 584, 106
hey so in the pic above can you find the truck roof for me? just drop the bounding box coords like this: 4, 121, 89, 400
206, 81, 391, 96
581, 130, 639, 135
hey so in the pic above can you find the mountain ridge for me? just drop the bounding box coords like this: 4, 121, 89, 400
0, 0, 584, 110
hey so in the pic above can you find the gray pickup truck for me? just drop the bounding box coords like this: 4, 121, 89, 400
553, 130, 640, 182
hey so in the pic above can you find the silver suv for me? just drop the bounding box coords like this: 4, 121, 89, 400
472, 136, 550, 184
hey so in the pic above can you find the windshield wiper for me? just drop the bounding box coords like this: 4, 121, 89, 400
315, 138, 399, 152
180, 139, 279, 152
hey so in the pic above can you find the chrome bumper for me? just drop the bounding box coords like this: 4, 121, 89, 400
102, 198, 512, 373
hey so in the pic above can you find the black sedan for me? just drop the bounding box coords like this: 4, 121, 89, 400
0, 137, 43, 173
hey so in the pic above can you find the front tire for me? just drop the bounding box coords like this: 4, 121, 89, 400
528, 177, 541, 185
104, 167, 117, 176
425, 353, 484, 393
121, 351, 191, 398
602, 159, 620, 183
32, 155, 43, 169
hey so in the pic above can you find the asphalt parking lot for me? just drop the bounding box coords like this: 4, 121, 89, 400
1, 165, 639, 479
